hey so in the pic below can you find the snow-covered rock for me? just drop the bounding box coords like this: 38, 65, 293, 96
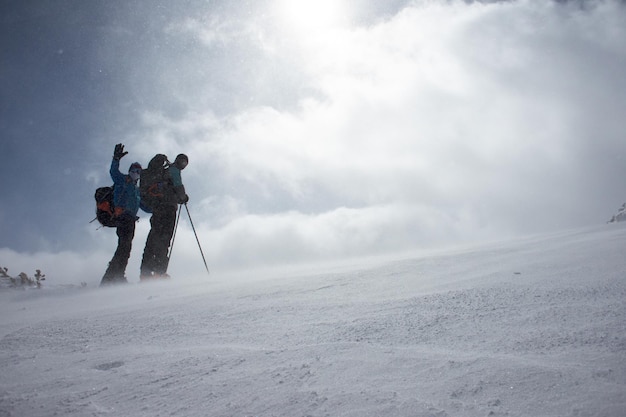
608, 203, 626, 223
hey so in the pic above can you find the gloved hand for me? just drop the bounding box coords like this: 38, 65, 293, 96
178, 194, 189, 204
113, 144, 128, 161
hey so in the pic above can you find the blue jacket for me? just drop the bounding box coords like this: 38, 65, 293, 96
110, 159, 150, 217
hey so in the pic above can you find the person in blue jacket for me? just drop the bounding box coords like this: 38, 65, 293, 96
101, 144, 150, 286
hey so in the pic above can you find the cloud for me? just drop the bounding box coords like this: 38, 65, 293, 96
103, 0, 626, 273
5, 0, 625, 278
163, 202, 495, 273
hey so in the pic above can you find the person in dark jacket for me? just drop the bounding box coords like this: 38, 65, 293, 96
140, 153, 189, 280
100, 144, 150, 286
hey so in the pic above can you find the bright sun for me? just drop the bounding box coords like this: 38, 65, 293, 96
275, 0, 348, 32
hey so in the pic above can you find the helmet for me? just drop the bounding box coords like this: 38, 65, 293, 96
128, 162, 142, 181
174, 154, 188, 170
129, 162, 142, 173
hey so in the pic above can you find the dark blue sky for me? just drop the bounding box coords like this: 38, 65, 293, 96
0, 0, 238, 251
2, 1, 119, 251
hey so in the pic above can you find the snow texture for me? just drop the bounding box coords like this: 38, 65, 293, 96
1, 224, 625, 417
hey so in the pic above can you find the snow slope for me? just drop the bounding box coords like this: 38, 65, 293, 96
1, 224, 625, 417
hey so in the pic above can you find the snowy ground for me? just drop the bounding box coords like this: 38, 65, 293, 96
1, 224, 625, 417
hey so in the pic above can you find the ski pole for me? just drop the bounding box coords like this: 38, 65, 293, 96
167, 204, 183, 266
184, 203, 210, 275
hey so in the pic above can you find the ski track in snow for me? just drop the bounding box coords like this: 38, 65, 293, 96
0, 225, 625, 417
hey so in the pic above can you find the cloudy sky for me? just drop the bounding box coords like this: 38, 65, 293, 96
1, 0, 625, 281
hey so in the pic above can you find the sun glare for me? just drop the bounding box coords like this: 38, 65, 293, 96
275, 0, 349, 32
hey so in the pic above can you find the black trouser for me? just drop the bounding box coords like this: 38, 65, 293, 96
141, 204, 177, 277
101, 215, 136, 285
